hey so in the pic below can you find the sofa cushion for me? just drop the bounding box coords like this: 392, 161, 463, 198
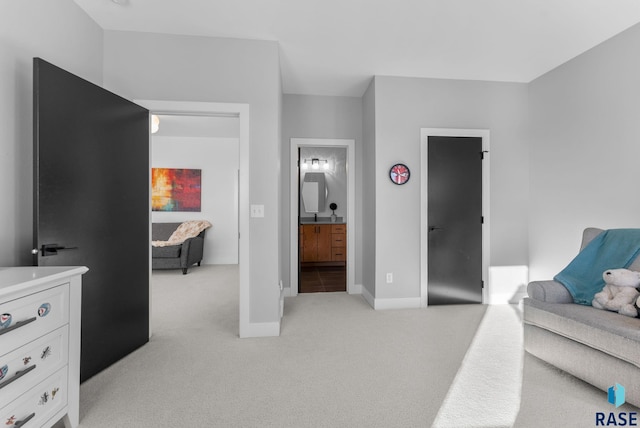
524, 297, 640, 369
152, 245, 181, 258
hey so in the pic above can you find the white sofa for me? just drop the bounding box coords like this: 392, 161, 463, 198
523, 227, 640, 407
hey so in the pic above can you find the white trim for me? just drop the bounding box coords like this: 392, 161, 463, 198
374, 297, 422, 310
241, 321, 281, 338
420, 128, 491, 307
361, 286, 375, 308
134, 100, 253, 338
289, 138, 357, 296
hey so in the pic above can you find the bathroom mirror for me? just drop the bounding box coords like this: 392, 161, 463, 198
301, 172, 327, 213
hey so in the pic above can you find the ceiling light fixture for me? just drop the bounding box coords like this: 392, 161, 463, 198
151, 115, 160, 134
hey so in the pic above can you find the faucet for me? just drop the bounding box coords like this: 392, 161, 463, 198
314, 213, 317, 222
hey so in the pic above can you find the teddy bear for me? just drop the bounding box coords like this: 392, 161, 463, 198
592, 268, 640, 317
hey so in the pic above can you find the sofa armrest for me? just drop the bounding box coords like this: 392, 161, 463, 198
180, 236, 205, 267
527, 280, 574, 303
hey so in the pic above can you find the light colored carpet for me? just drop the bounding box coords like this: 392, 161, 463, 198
50, 265, 638, 427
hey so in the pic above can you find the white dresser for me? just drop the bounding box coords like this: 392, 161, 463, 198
0, 267, 87, 428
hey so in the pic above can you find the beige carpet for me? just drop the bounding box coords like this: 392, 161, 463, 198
50, 265, 637, 427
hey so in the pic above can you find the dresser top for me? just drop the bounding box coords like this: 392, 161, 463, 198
0, 266, 88, 296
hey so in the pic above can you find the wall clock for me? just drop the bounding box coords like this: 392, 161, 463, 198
389, 163, 410, 185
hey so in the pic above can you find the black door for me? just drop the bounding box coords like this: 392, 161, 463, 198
427, 136, 483, 305
33, 58, 150, 382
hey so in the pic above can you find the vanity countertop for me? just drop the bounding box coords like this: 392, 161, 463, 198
300, 217, 346, 225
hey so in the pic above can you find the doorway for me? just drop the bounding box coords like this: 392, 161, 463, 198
289, 138, 356, 296
136, 100, 252, 337
420, 129, 490, 306
150, 114, 239, 265
298, 146, 347, 293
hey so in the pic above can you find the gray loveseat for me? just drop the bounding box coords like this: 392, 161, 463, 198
523, 227, 640, 407
152, 222, 206, 274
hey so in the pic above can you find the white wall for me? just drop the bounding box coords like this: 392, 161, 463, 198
372, 76, 530, 300
103, 30, 282, 325
0, 0, 103, 266
528, 22, 640, 280
152, 136, 239, 264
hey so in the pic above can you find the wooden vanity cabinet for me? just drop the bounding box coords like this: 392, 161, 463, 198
300, 224, 346, 263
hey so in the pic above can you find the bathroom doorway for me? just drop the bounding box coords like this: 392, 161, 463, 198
298, 146, 347, 292
289, 138, 356, 296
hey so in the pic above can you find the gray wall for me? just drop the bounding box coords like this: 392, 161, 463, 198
529, 22, 640, 280
372, 76, 530, 299
103, 30, 282, 324
281, 94, 363, 290
0, 0, 103, 266
362, 81, 376, 297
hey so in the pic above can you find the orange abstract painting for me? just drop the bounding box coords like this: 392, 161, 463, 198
152, 168, 201, 211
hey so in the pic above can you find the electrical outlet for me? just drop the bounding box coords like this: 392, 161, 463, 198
386, 273, 393, 284
250, 204, 264, 218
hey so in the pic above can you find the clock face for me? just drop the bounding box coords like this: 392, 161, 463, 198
389, 163, 410, 185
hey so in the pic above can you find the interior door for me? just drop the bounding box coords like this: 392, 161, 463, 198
33, 58, 150, 382
427, 136, 483, 305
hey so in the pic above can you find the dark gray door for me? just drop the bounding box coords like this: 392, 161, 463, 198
33, 58, 150, 382
427, 136, 483, 305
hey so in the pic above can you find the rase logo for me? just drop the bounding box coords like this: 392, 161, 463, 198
609, 383, 626, 408
596, 384, 637, 426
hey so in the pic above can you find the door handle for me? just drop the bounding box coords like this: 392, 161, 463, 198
38, 244, 79, 256
429, 226, 443, 232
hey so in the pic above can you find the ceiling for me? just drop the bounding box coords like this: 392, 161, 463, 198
74, 0, 640, 97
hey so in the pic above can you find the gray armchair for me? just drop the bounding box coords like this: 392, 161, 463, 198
152, 222, 206, 274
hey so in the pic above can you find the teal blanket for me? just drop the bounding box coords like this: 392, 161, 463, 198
554, 229, 640, 305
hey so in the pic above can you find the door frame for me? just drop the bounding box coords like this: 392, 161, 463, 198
135, 100, 250, 337
289, 138, 356, 296
420, 128, 491, 306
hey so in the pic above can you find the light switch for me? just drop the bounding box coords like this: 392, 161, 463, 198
250, 204, 265, 218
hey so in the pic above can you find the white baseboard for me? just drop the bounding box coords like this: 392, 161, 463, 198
360, 286, 421, 310
374, 297, 422, 310
361, 286, 375, 308
240, 321, 280, 338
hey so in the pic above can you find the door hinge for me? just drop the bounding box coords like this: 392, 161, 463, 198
480, 150, 489, 160
481, 280, 485, 289
481, 216, 484, 224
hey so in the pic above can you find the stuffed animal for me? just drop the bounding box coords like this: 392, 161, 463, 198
592, 269, 640, 317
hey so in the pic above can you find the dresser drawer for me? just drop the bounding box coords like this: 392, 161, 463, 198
0, 326, 68, 409
331, 234, 346, 248
331, 224, 346, 234
0, 285, 69, 356
331, 248, 346, 261
1, 366, 68, 428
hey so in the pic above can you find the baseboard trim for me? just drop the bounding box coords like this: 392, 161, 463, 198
374, 297, 422, 310
360, 287, 421, 310
361, 286, 375, 308
240, 321, 280, 338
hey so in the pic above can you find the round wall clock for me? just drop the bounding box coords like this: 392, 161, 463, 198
389, 163, 410, 185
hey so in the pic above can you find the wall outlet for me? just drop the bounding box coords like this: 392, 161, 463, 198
250, 204, 265, 218
386, 273, 393, 284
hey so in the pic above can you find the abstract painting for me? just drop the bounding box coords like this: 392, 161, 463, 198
152, 168, 202, 211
